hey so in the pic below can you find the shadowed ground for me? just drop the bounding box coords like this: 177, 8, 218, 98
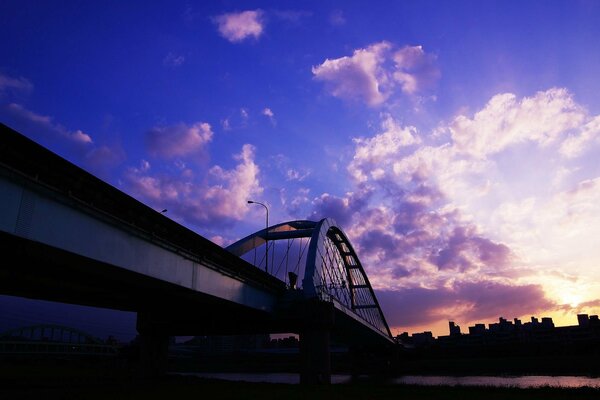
2, 362, 600, 400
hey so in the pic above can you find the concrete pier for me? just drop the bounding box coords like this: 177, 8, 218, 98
299, 300, 334, 384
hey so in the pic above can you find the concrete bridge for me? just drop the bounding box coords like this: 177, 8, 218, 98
0, 123, 394, 383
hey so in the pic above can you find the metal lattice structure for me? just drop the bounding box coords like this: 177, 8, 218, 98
0, 324, 102, 344
227, 218, 392, 339
0, 324, 118, 356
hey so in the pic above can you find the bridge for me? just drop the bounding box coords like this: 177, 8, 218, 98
0, 324, 118, 356
0, 123, 394, 383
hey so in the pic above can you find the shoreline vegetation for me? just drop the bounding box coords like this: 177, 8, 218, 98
2, 360, 600, 400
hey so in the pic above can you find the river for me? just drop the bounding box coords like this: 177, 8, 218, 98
184, 372, 600, 388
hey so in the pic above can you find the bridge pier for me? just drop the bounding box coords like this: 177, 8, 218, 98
299, 300, 334, 384
136, 311, 169, 378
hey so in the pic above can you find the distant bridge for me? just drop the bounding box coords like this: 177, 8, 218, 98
0, 324, 118, 356
0, 123, 393, 383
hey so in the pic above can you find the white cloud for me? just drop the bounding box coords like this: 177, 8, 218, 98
312, 42, 392, 106
71, 129, 93, 144
380, 91, 600, 279
349, 114, 421, 182
262, 107, 275, 125
393, 45, 440, 94
0, 73, 33, 94
146, 122, 213, 159
5, 103, 93, 145
312, 42, 440, 106
286, 168, 310, 181
125, 144, 262, 227
214, 10, 265, 43
262, 107, 274, 118
559, 115, 600, 158
451, 88, 587, 159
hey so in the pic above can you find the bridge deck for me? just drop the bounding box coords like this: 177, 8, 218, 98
0, 123, 288, 334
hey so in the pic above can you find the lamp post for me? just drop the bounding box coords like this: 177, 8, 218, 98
247, 200, 269, 273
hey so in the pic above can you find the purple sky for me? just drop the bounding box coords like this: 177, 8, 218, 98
2, 1, 600, 338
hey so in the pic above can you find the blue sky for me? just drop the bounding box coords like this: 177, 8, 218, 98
2, 1, 600, 337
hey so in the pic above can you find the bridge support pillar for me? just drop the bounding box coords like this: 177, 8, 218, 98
136, 311, 169, 378
299, 300, 334, 384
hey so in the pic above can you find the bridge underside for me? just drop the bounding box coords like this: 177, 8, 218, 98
0, 230, 394, 348
0, 231, 287, 336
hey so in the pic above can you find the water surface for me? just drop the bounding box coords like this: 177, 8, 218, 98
183, 372, 600, 388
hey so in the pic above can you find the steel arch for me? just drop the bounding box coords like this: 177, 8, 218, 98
226, 218, 392, 339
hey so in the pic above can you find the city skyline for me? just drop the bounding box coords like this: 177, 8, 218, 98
1, 1, 600, 337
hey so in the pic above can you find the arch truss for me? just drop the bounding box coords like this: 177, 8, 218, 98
227, 218, 392, 339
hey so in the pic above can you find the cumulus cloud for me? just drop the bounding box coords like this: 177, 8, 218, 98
146, 122, 213, 159
393, 45, 440, 94
0, 73, 33, 95
214, 10, 265, 43
559, 115, 600, 158
124, 144, 262, 228
451, 88, 587, 159
307, 87, 600, 333
308, 190, 371, 227
349, 114, 421, 182
312, 42, 439, 106
312, 42, 392, 106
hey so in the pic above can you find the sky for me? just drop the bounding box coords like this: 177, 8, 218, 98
1, 0, 600, 339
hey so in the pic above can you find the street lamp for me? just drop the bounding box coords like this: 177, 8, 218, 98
247, 200, 269, 273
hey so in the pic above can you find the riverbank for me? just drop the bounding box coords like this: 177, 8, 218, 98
2, 363, 600, 400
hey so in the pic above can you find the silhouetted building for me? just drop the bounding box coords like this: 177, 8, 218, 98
468, 323, 486, 335
541, 317, 554, 329
412, 331, 434, 346
514, 318, 522, 328
401, 314, 600, 358
449, 321, 461, 336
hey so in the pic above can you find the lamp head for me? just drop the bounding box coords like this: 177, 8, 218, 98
247, 200, 254, 204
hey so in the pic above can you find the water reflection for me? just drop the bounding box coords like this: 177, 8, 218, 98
184, 372, 600, 388
183, 372, 351, 384
395, 375, 600, 388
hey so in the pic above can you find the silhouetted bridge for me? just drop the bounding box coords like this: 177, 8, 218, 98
0, 123, 394, 383
0, 324, 118, 356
